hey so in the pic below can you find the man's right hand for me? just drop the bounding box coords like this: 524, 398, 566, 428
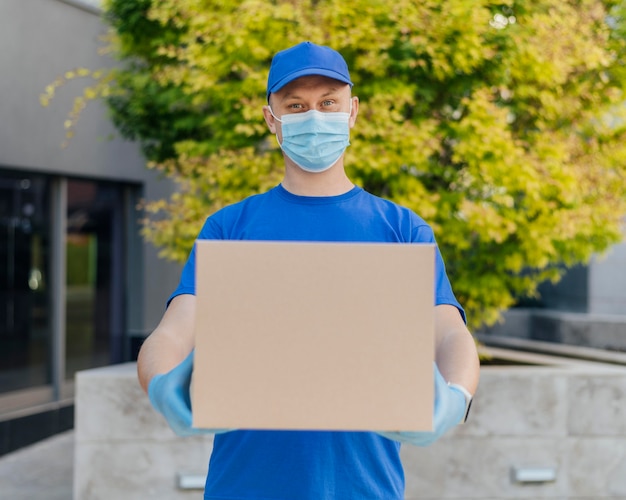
148, 350, 232, 437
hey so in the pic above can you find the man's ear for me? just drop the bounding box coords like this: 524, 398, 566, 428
263, 105, 277, 134
349, 96, 359, 128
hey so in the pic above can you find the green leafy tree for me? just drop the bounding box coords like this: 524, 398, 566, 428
60, 0, 626, 329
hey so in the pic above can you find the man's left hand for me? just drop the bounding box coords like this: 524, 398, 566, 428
377, 363, 466, 447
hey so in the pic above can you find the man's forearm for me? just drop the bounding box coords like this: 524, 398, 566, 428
137, 294, 197, 393
137, 333, 191, 393
434, 304, 480, 394
435, 327, 479, 393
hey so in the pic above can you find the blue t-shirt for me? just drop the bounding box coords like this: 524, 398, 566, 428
169, 184, 464, 500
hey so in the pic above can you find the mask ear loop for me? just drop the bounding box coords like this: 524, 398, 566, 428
267, 107, 285, 149
268, 107, 283, 123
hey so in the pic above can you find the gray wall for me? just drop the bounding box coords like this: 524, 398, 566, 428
0, 0, 182, 335
538, 240, 626, 317
0, 0, 142, 181
589, 240, 626, 315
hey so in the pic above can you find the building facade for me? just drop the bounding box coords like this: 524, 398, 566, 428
0, 0, 181, 454
486, 241, 626, 352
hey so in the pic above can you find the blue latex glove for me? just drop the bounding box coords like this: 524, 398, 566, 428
377, 363, 466, 447
148, 350, 232, 437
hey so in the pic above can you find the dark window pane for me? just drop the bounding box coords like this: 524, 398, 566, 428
0, 173, 52, 394
65, 179, 124, 378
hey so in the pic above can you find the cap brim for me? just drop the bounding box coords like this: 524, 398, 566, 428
268, 68, 352, 97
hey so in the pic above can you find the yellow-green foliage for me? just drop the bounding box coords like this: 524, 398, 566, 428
101, 0, 626, 329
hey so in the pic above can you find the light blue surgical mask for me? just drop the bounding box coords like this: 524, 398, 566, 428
269, 107, 351, 173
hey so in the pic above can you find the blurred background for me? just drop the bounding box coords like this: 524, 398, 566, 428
1, 0, 625, 460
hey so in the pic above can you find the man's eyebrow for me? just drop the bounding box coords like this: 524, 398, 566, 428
279, 88, 341, 101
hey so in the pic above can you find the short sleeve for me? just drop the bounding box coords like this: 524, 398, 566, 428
166, 216, 223, 307
411, 224, 466, 324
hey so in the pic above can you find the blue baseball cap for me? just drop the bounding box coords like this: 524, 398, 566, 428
266, 41, 353, 100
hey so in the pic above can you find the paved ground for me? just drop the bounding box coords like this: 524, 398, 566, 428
0, 430, 74, 499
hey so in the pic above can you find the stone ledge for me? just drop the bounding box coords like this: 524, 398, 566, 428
481, 308, 626, 352
74, 352, 626, 499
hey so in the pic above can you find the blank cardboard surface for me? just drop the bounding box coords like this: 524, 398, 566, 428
192, 240, 434, 431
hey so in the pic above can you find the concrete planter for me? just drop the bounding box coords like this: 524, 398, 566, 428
74, 349, 626, 499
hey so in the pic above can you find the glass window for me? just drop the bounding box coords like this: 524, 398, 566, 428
65, 179, 125, 379
0, 171, 134, 413
0, 173, 52, 394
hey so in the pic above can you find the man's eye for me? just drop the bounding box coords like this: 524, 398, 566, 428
289, 103, 303, 109
322, 100, 334, 106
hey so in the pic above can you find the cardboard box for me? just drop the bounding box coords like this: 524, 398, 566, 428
192, 240, 435, 431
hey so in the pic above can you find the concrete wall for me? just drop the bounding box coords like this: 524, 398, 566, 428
0, 0, 182, 335
0, 0, 142, 180
537, 240, 626, 317
589, 240, 626, 315
74, 352, 626, 499
482, 308, 626, 352
501, 240, 626, 349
